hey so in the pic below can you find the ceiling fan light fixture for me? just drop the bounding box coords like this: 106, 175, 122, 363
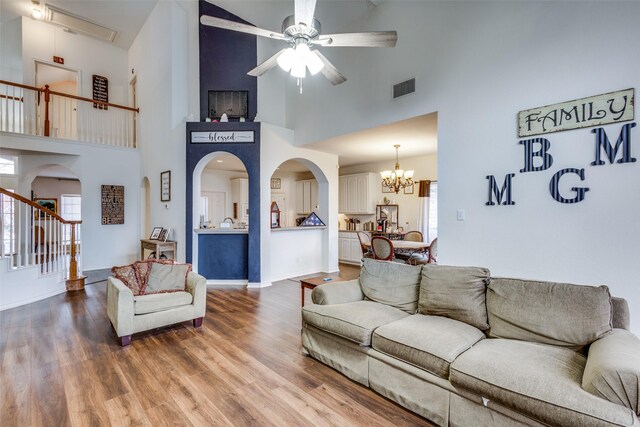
277, 47, 296, 72
305, 50, 324, 75
290, 60, 307, 78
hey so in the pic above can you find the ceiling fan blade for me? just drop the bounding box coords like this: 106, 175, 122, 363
200, 15, 285, 41
314, 51, 347, 86
247, 48, 287, 77
295, 0, 317, 27
312, 31, 398, 48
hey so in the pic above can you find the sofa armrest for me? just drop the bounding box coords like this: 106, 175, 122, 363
186, 271, 207, 318
311, 279, 364, 305
583, 328, 640, 415
107, 276, 134, 337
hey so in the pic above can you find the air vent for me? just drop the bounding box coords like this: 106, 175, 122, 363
393, 78, 415, 99
45, 4, 117, 43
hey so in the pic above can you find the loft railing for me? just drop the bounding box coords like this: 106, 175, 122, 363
0, 187, 85, 291
0, 79, 139, 148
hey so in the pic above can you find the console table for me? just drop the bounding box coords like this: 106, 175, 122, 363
140, 239, 177, 260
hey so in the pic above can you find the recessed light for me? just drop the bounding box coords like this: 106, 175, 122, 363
216, 160, 223, 163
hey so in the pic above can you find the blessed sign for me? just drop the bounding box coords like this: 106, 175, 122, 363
518, 88, 634, 137
191, 131, 254, 143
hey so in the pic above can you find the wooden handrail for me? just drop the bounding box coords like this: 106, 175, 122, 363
0, 187, 80, 225
0, 79, 139, 113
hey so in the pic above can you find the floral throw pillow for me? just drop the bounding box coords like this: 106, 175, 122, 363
134, 259, 192, 295
111, 264, 143, 296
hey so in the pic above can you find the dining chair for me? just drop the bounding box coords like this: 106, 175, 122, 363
404, 230, 423, 242
356, 231, 373, 258
407, 237, 438, 265
371, 236, 394, 261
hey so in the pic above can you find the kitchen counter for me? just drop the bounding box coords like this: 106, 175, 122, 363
194, 228, 248, 234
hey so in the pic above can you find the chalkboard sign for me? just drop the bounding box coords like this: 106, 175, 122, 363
93, 74, 109, 110
101, 185, 124, 224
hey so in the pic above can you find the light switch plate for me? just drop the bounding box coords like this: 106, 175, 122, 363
456, 209, 466, 221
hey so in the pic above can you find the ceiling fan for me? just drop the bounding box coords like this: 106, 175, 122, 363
200, 0, 398, 85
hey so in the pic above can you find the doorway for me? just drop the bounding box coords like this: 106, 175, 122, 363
35, 61, 80, 139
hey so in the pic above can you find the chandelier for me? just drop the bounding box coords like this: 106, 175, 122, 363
381, 145, 414, 194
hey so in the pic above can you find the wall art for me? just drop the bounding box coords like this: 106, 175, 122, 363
101, 185, 124, 225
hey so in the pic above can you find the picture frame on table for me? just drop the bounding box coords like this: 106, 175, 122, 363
404, 184, 414, 195
33, 198, 57, 219
149, 227, 163, 240
161, 170, 171, 202
158, 228, 170, 242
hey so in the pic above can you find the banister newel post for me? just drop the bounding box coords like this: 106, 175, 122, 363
44, 84, 50, 137
65, 222, 86, 291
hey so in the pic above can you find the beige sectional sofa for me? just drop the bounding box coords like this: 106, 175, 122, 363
301, 259, 640, 426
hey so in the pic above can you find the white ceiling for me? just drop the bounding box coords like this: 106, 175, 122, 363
306, 112, 438, 166
204, 153, 311, 173
1, 0, 158, 49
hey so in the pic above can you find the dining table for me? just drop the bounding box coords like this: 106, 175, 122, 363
364, 240, 429, 255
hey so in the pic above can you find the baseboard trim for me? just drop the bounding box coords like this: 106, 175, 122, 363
0, 285, 66, 311
206, 279, 248, 286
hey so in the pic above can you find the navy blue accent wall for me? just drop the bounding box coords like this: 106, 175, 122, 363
186, 122, 261, 283
198, 234, 248, 279
199, 1, 257, 121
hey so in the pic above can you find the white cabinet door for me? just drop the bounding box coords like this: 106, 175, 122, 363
346, 176, 358, 213
349, 238, 362, 263
356, 174, 369, 213
302, 181, 311, 213
339, 177, 348, 213
295, 181, 304, 213
338, 236, 350, 261
310, 179, 318, 211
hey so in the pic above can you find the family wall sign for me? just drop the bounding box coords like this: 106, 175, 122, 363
487, 88, 636, 206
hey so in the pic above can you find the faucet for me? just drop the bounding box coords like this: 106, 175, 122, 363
223, 217, 235, 224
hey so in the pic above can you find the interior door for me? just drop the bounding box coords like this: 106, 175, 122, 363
35, 61, 79, 139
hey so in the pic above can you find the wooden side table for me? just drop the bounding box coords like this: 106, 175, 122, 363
140, 239, 177, 260
300, 273, 346, 306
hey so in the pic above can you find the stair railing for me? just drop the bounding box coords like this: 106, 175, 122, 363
0, 79, 139, 148
0, 187, 85, 291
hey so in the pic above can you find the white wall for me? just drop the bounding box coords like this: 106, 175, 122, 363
0, 17, 23, 82
201, 168, 248, 218
283, 2, 640, 333
339, 154, 438, 232
21, 18, 129, 104
1, 132, 141, 270
128, 1, 200, 261
260, 123, 339, 285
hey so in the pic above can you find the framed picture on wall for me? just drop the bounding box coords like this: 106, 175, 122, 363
404, 184, 414, 195
161, 170, 171, 202
382, 183, 394, 193
34, 198, 57, 219
270, 178, 281, 189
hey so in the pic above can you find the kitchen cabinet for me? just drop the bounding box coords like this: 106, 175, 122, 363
295, 179, 318, 214
338, 173, 377, 214
338, 231, 364, 264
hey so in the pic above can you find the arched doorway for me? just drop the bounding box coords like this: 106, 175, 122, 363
191, 151, 251, 284
268, 158, 330, 281
140, 177, 151, 239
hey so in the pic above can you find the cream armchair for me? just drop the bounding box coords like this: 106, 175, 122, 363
107, 271, 207, 346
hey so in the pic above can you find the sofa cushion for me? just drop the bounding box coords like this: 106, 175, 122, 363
418, 264, 491, 330
359, 258, 422, 314
487, 278, 612, 350
144, 263, 191, 295
302, 301, 409, 346
372, 314, 484, 378
133, 291, 193, 315
111, 264, 143, 296
450, 339, 636, 427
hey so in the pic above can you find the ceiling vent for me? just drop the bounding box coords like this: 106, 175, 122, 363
393, 78, 415, 99
45, 4, 117, 43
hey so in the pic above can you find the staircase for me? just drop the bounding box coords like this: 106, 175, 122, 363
0, 188, 85, 310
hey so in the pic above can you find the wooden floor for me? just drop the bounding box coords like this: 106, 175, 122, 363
0, 264, 434, 426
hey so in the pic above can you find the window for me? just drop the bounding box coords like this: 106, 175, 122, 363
0, 155, 17, 175
1, 189, 15, 255
61, 195, 81, 242
428, 182, 438, 240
